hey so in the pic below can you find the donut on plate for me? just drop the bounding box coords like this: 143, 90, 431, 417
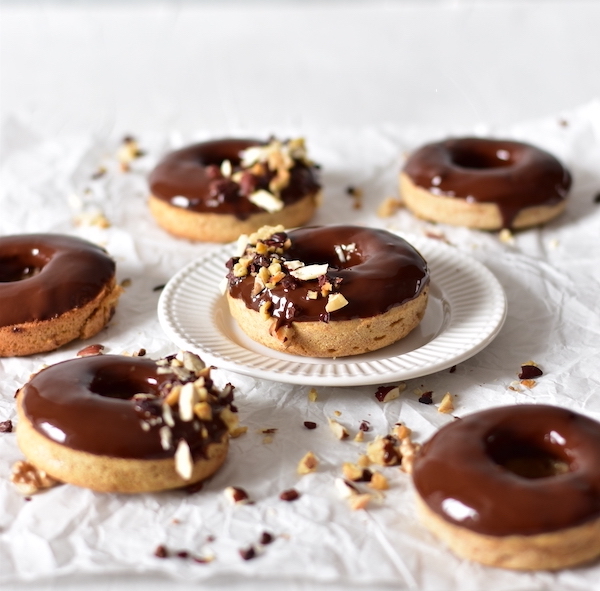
224, 224, 430, 358
411, 404, 600, 570
15, 352, 240, 493
399, 137, 571, 230
0, 234, 122, 357
148, 137, 322, 242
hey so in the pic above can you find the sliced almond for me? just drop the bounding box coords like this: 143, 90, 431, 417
249, 190, 284, 213
178, 382, 198, 422
290, 263, 328, 281
175, 439, 193, 480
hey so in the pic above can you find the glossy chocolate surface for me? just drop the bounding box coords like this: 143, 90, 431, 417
403, 137, 571, 228
228, 225, 429, 324
0, 234, 116, 327
20, 356, 229, 460
412, 405, 600, 536
148, 139, 320, 220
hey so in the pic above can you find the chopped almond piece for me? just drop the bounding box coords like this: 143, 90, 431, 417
437, 392, 454, 414
297, 451, 319, 475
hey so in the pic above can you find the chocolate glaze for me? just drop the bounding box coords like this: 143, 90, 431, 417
412, 405, 600, 536
228, 226, 429, 325
19, 356, 230, 460
148, 139, 320, 220
0, 234, 116, 327
403, 138, 571, 228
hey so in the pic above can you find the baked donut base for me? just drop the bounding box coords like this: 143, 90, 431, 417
16, 398, 229, 493
415, 494, 600, 570
399, 173, 567, 230
226, 287, 429, 358
149, 191, 321, 243
0, 278, 122, 357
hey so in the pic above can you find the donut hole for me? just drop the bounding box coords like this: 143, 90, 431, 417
486, 434, 571, 479
450, 146, 514, 170
89, 367, 159, 400
0, 254, 46, 282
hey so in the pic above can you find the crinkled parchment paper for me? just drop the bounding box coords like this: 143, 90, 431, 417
1, 101, 600, 590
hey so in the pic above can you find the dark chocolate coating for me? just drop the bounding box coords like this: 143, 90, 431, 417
412, 405, 600, 536
228, 225, 429, 325
148, 139, 320, 220
402, 137, 571, 228
19, 356, 229, 460
0, 234, 116, 327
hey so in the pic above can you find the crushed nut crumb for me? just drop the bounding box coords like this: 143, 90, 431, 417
297, 451, 319, 475
437, 392, 454, 414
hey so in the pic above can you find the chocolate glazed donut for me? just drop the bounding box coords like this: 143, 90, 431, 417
401, 137, 571, 229
149, 139, 319, 219
412, 404, 600, 570
15, 354, 237, 493
226, 225, 429, 357
0, 234, 122, 356
148, 138, 322, 242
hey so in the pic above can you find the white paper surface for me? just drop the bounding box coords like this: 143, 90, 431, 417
1, 101, 600, 590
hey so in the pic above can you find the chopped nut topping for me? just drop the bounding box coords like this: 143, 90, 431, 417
259, 531, 274, 545
342, 462, 372, 482
308, 388, 318, 402
224, 486, 251, 505
290, 263, 329, 281
377, 196, 403, 218
521, 379, 537, 389
519, 362, 543, 380
194, 401, 213, 421
178, 382, 198, 422
279, 488, 300, 502
357, 454, 370, 468
328, 418, 349, 440
230, 426, 248, 438
0, 420, 13, 433
297, 451, 319, 475
353, 430, 364, 443
249, 189, 283, 213
77, 343, 105, 357
368, 472, 389, 491
239, 546, 256, 561
498, 228, 514, 244
11, 461, 60, 495
159, 426, 173, 451
325, 292, 349, 313
418, 391, 433, 405
366, 436, 401, 466
399, 435, 421, 474
165, 384, 181, 407
375, 383, 405, 402
437, 392, 454, 414
348, 493, 372, 511
175, 439, 194, 480
392, 423, 411, 440
335, 478, 359, 499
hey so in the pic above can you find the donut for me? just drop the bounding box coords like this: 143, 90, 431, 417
411, 404, 600, 570
399, 137, 571, 230
15, 352, 240, 493
225, 225, 429, 358
0, 234, 122, 357
148, 137, 322, 242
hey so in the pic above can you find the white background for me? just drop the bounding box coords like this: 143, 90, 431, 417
2, 2, 600, 591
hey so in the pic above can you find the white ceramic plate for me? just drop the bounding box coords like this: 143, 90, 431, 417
158, 234, 507, 386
